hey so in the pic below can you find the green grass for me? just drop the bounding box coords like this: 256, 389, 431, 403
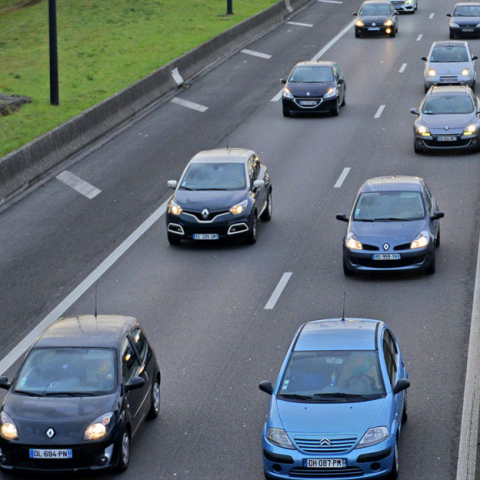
0, 0, 277, 157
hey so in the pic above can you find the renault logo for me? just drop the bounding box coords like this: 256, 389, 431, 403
306, 92, 310, 96
383, 243, 390, 251
201, 209, 209, 219
372, 22, 376, 26
319, 437, 331, 447
445, 126, 449, 131
46, 428, 55, 439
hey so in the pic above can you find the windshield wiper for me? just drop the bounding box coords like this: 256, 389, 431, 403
193, 188, 228, 191
14, 390, 41, 397
179, 186, 195, 191
43, 392, 102, 397
313, 393, 371, 401
372, 217, 405, 222
354, 218, 375, 222
278, 393, 313, 400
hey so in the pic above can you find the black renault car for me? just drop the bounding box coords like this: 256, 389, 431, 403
166, 148, 272, 245
354, 0, 399, 37
0, 315, 161, 474
448, 3, 480, 38
281, 61, 346, 117
336, 176, 444, 276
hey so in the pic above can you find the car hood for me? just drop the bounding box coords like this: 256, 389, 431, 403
350, 219, 427, 246
287, 82, 335, 97
426, 61, 472, 75
3, 392, 118, 444
276, 397, 386, 436
419, 112, 477, 133
358, 15, 392, 23
451, 16, 480, 26
174, 189, 247, 212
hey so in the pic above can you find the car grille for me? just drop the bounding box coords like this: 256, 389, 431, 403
361, 244, 379, 251
183, 209, 230, 222
354, 256, 425, 268
293, 436, 357, 454
288, 466, 364, 478
391, 1, 405, 6
393, 243, 411, 251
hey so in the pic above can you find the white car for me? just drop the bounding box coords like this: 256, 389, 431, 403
391, 0, 417, 14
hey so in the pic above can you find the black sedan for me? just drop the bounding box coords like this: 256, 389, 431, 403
448, 3, 480, 38
0, 315, 161, 473
281, 61, 346, 117
166, 148, 272, 245
336, 176, 444, 276
411, 85, 480, 153
354, 0, 399, 37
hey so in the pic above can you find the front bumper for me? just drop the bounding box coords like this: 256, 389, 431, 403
414, 132, 479, 151
282, 96, 338, 114
263, 436, 395, 479
450, 26, 480, 37
355, 25, 394, 36
424, 75, 475, 89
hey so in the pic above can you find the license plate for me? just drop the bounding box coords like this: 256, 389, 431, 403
437, 136, 457, 142
373, 253, 401, 260
193, 233, 219, 240
29, 449, 72, 459
299, 101, 317, 106
463, 28, 474, 32
303, 459, 346, 468
440, 78, 456, 82
368, 27, 380, 30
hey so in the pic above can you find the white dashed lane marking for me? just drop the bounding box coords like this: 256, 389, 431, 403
171, 97, 208, 112
241, 49, 272, 59
429, 12, 435, 18
319, 0, 343, 3
417, 34, 423, 41
286, 21, 314, 27
334, 168, 351, 188
265, 273, 293, 310
374, 105, 385, 118
56, 171, 101, 199
399, 63, 407, 73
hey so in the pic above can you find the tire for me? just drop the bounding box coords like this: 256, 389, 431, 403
355, 29, 360, 38
414, 139, 422, 154
282, 108, 291, 117
435, 226, 440, 248
425, 253, 436, 275
330, 99, 340, 117
343, 259, 355, 277
387, 440, 399, 479
245, 213, 258, 245
115, 428, 131, 472
167, 232, 181, 245
450, 32, 454, 39
424, 84, 429, 93
340, 88, 346, 106
147, 376, 161, 420
391, 28, 396, 38
260, 192, 272, 221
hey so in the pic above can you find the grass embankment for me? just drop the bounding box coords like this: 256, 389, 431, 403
0, 0, 277, 158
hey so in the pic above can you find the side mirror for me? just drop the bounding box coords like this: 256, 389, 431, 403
253, 179, 265, 189
410, 108, 419, 115
432, 211, 445, 221
338, 78, 345, 84
280, 78, 287, 84
167, 180, 178, 189
336, 214, 349, 223
0, 377, 11, 390
353, 12, 358, 16
446, 13, 452, 16
125, 376, 145, 392
421, 56, 427, 62
393, 378, 410, 395
473, 55, 478, 61
394, 11, 399, 15
259, 380, 273, 395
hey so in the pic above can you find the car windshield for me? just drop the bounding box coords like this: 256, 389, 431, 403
278, 350, 385, 402
430, 46, 469, 62
289, 66, 334, 83
14, 348, 117, 396
359, 4, 391, 15
353, 191, 426, 221
180, 163, 246, 191
454, 6, 480, 16
423, 95, 474, 114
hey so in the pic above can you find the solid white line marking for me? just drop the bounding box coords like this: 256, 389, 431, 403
241, 49, 272, 59
265, 273, 293, 310
334, 168, 351, 188
0, 198, 171, 375
429, 12, 435, 18
319, 0, 343, 3
285, 0, 293, 12
312, 20, 355, 61
56, 171, 101, 199
417, 34, 423, 41
271, 89, 284, 102
374, 105, 385, 118
456, 240, 480, 478
399, 63, 407, 73
171, 97, 208, 112
286, 21, 314, 27
171, 67, 184, 86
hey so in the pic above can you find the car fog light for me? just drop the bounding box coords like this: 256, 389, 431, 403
386, 28, 391, 33
98, 455, 108, 466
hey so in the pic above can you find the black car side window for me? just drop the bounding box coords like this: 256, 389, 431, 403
383, 339, 397, 387
247, 157, 255, 182
384, 330, 398, 361
424, 184, 433, 212
121, 337, 140, 384
130, 328, 148, 364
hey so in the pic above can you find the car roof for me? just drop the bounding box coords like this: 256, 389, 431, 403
359, 175, 423, 193
294, 319, 381, 352
428, 85, 471, 96
454, 3, 480, 7
431, 40, 468, 48
190, 148, 255, 164
360, 1, 391, 5
293, 61, 335, 68
33, 315, 139, 349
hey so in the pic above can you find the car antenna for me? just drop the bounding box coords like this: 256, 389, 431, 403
341, 291, 346, 322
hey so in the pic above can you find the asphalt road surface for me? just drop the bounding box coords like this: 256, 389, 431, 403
1, 0, 479, 478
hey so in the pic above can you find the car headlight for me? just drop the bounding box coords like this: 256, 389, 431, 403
267, 428, 295, 449
169, 200, 183, 216
357, 426, 389, 448
346, 232, 362, 250
464, 124, 478, 135
417, 125, 431, 136
324, 87, 337, 99
0, 412, 18, 440
84, 412, 113, 441
477, 23, 480, 27
451, 22, 460, 27
283, 87, 294, 99
230, 200, 248, 215
428, 69, 437, 77
356, 19, 364, 26
410, 231, 429, 249
462, 68, 470, 76
384, 19, 393, 26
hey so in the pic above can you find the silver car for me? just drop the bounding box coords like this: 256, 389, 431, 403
391, 0, 417, 14
422, 41, 477, 92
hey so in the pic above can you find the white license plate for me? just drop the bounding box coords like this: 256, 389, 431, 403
29, 449, 72, 459
437, 136, 457, 142
373, 253, 401, 260
463, 28, 474, 32
440, 78, 456, 82
368, 27, 380, 30
300, 101, 317, 106
193, 233, 219, 240
303, 458, 346, 468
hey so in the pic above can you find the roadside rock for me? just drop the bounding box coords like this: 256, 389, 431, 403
0, 93, 33, 116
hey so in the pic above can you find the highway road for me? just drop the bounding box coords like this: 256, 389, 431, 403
1, 0, 480, 478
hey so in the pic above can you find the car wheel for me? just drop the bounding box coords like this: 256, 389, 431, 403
115, 428, 131, 472
424, 84, 429, 93
147, 376, 161, 420
167, 232, 181, 245
355, 29, 360, 38
387, 440, 399, 479
331, 99, 340, 117
402, 391, 408, 424
450, 32, 455, 39
414, 139, 422, 154
282, 107, 291, 117
425, 253, 436, 275
264, 470, 274, 480
245, 213, 258, 245
343, 259, 354, 277
391, 28, 396, 38
340, 88, 346, 106
260, 192, 272, 221
435, 226, 440, 248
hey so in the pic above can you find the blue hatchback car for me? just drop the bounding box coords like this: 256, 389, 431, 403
260, 318, 409, 480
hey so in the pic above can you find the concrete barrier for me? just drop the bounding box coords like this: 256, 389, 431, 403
0, 0, 313, 205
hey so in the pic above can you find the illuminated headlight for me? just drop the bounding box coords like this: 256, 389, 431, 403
0, 412, 18, 440
346, 232, 362, 250
84, 412, 113, 441
230, 200, 248, 215
451, 23, 460, 27
324, 87, 337, 99
410, 231, 429, 249
169, 201, 183, 216
462, 69, 470, 76
356, 19, 364, 26
267, 428, 295, 449
357, 426, 389, 448
428, 69, 437, 77
384, 19, 393, 26
464, 124, 478, 135
405, 0, 413, 4
283, 87, 294, 99
417, 125, 431, 136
